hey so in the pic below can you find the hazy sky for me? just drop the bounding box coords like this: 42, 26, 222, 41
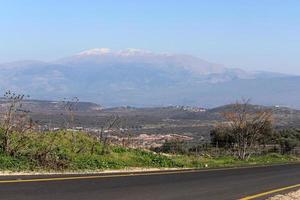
1, 0, 300, 74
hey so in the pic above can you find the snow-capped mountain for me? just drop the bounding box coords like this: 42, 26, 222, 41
0, 48, 298, 108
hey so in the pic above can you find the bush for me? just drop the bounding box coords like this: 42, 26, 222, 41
152, 140, 188, 155
133, 150, 182, 168
0, 154, 31, 170
276, 129, 300, 154
72, 155, 126, 170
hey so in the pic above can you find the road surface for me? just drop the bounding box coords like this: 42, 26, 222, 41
0, 164, 300, 200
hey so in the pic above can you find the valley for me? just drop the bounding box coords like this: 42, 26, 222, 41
2, 99, 300, 148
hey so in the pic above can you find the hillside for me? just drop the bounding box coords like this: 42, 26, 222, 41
0, 99, 102, 114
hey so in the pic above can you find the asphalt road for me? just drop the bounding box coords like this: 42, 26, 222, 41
0, 164, 300, 200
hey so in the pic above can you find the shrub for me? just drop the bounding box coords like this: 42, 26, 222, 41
276, 129, 300, 154
152, 140, 188, 155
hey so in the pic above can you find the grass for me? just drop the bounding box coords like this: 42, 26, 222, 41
0, 148, 298, 172
171, 153, 299, 169
0, 131, 299, 172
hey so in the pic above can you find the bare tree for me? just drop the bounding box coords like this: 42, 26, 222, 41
96, 115, 121, 154
221, 100, 273, 160
61, 97, 79, 130
0, 91, 33, 155
119, 118, 133, 148
60, 97, 79, 152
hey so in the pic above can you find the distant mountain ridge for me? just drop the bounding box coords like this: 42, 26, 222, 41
0, 48, 299, 108
0, 98, 102, 114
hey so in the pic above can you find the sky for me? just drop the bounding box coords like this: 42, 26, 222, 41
1, 0, 300, 74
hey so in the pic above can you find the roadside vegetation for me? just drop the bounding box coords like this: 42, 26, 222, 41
0, 92, 299, 172
209, 100, 300, 160
0, 129, 297, 171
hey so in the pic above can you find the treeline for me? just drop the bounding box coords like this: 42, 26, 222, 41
210, 100, 300, 159
154, 100, 300, 160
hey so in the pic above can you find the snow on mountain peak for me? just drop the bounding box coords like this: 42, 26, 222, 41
77, 48, 159, 57
117, 48, 152, 56
77, 48, 112, 56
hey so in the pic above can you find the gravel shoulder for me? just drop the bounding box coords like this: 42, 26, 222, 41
0, 167, 188, 176
267, 189, 300, 200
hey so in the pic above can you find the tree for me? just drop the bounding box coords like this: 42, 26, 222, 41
0, 91, 32, 155
62, 97, 79, 153
210, 125, 235, 150
276, 129, 300, 154
215, 100, 273, 160
98, 115, 122, 154
61, 97, 79, 130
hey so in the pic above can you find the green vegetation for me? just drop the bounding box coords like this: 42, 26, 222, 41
275, 129, 300, 154
209, 101, 300, 160
172, 153, 299, 168
0, 131, 175, 171
0, 92, 299, 172
0, 131, 298, 172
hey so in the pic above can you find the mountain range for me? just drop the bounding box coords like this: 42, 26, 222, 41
0, 48, 299, 108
